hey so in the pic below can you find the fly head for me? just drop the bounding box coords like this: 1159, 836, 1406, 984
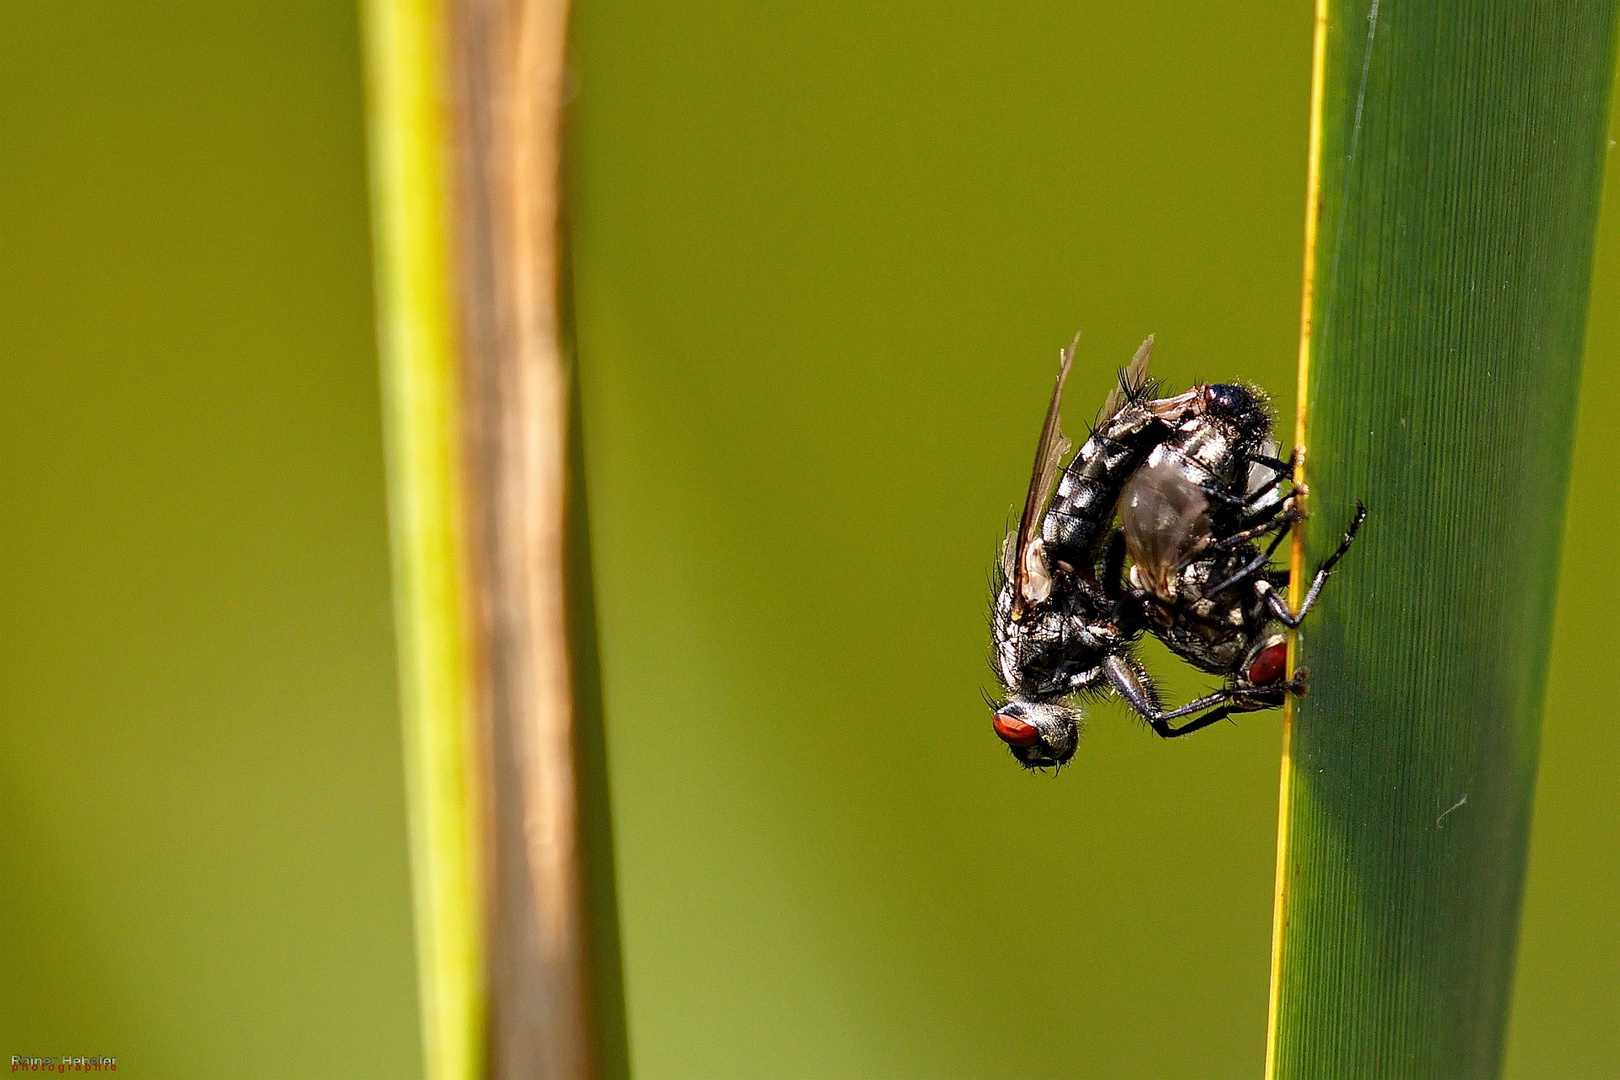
1201, 383, 1272, 444
990, 698, 1082, 768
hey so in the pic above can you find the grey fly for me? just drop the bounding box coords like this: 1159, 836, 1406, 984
988, 336, 1207, 767
1116, 384, 1366, 735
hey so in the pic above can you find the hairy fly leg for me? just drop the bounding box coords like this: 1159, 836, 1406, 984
1254, 501, 1368, 628
1103, 646, 1310, 738
1101, 654, 1247, 737
1201, 445, 1301, 515
1205, 507, 1305, 597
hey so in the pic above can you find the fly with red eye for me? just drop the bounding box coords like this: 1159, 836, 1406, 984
987, 335, 1211, 768
1106, 381, 1368, 737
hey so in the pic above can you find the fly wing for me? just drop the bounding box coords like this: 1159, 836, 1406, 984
1010, 334, 1078, 621
1094, 335, 1155, 428
1122, 449, 1211, 595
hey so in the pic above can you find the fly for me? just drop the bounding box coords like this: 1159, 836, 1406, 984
988, 335, 1204, 768
1116, 383, 1366, 735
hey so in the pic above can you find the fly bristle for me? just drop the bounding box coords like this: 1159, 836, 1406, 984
1093, 334, 1156, 426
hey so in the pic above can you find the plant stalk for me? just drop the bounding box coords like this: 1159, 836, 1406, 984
364, 0, 602, 1076
1267, 2, 1619, 1076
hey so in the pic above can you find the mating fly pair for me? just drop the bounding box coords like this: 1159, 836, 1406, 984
988, 335, 1365, 769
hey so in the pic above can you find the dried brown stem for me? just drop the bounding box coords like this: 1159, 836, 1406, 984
450, 0, 593, 1075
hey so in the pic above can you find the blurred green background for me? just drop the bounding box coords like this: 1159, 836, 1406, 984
2, 1, 1614, 1077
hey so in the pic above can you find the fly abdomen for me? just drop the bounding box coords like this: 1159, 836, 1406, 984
1042, 403, 1169, 567
1043, 470, 1119, 561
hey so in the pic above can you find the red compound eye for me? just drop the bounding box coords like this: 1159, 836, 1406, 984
1247, 641, 1289, 687
993, 713, 1041, 746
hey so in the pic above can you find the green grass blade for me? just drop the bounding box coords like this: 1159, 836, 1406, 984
1267, 3, 1619, 1077
361, 2, 487, 1077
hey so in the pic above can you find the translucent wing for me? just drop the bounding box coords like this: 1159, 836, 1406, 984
1010, 334, 1079, 621
1121, 445, 1211, 596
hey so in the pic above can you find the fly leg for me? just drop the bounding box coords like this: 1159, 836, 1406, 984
1102, 527, 1150, 631
1111, 656, 1306, 739
1249, 447, 1301, 479
1212, 504, 1303, 551
1256, 501, 1367, 627
1144, 699, 1283, 737
1241, 447, 1301, 505
1236, 495, 1291, 532
1155, 667, 1312, 737
1204, 446, 1301, 504
1174, 500, 1300, 574
1102, 654, 1247, 738
1207, 515, 1300, 597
